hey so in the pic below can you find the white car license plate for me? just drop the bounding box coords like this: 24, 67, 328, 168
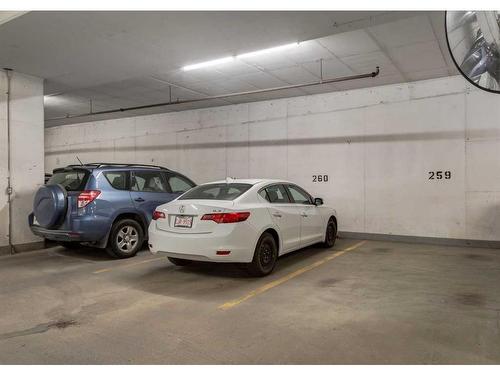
174, 215, 193, 228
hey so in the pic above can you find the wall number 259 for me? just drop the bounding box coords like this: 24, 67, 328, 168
312, 175, 329, 183
428, 171, 451, 180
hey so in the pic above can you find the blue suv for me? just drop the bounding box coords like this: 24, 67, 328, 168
29, 163, 196, 258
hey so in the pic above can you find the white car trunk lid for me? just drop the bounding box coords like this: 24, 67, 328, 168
156, 200, 235, 234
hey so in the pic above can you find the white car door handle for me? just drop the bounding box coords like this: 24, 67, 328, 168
301, 213, 308, 217
272, 213, 282, 218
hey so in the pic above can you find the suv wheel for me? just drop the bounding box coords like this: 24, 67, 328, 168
107, 219, 144, 258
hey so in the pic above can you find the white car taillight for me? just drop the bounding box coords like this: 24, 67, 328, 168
77, 190, 101, 208
201, 212, 250, 223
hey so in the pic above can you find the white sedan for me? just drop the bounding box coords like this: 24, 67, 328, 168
148, 179, 338, 276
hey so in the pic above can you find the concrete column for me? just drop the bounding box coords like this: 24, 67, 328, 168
0, 70, 44, 255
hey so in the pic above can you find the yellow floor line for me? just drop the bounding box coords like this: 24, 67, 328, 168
93, 256, 167, 274
218, 240, 367, 310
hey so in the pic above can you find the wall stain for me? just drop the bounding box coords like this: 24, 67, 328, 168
45, 128, 479, 156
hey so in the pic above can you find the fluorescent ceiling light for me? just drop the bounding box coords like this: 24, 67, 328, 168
181, 42, 300, 71
237, 42, 300, 59
182, 56, 234, 71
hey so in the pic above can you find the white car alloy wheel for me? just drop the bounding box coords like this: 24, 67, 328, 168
148, 178, 337, 276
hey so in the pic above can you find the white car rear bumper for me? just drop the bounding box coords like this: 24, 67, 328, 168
148, 221, 257, 263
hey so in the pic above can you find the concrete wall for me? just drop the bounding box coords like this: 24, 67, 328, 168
45, 75, 500, 242
0, 71, 44, 253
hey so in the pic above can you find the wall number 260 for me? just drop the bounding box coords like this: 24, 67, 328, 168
428, 171, 451, 180
312, 175, 329, 182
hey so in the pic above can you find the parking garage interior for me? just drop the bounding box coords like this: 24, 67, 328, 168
1, 8, 500, 365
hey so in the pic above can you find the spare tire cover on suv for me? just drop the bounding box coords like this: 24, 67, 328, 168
33, 184, 68, 229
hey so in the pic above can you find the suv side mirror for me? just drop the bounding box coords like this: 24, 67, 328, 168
314, 197, 323, 206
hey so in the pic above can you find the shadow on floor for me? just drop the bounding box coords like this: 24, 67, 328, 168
48, 241, 150, 262
116, 244, 335, 301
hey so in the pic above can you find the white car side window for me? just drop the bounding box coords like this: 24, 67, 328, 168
287, 185, 312, 204
258, 189, 268, 201
263, 185, 290, 204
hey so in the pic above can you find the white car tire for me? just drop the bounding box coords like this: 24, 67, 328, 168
322, 218, 337, 248
247, 232, 278, 277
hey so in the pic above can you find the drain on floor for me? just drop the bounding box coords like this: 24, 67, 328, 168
455, 293, 485, 307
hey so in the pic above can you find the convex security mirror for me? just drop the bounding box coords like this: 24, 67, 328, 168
446, 11, 500, 93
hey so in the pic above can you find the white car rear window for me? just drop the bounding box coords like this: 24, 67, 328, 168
179, 183, 252, 201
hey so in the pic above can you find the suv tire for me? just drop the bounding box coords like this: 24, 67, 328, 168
107, 219, 144, 258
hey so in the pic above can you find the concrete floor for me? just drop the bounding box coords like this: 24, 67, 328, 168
0, 238, 499, 364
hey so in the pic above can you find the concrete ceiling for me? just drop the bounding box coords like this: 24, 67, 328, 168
0, 11, 458, 126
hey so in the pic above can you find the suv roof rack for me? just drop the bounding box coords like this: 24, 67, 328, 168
63, 163, 171, 171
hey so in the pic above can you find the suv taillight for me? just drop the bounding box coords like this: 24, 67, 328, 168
77, 190, 101, 208
201, 212, 250, 224
152, 210, 166, 220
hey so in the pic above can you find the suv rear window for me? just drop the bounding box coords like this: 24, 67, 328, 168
166, 173, 195, 194
131, 171, 168, 193
104, 171, 127, 190
178, 183, 251, 201
49, 170, 89, 191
